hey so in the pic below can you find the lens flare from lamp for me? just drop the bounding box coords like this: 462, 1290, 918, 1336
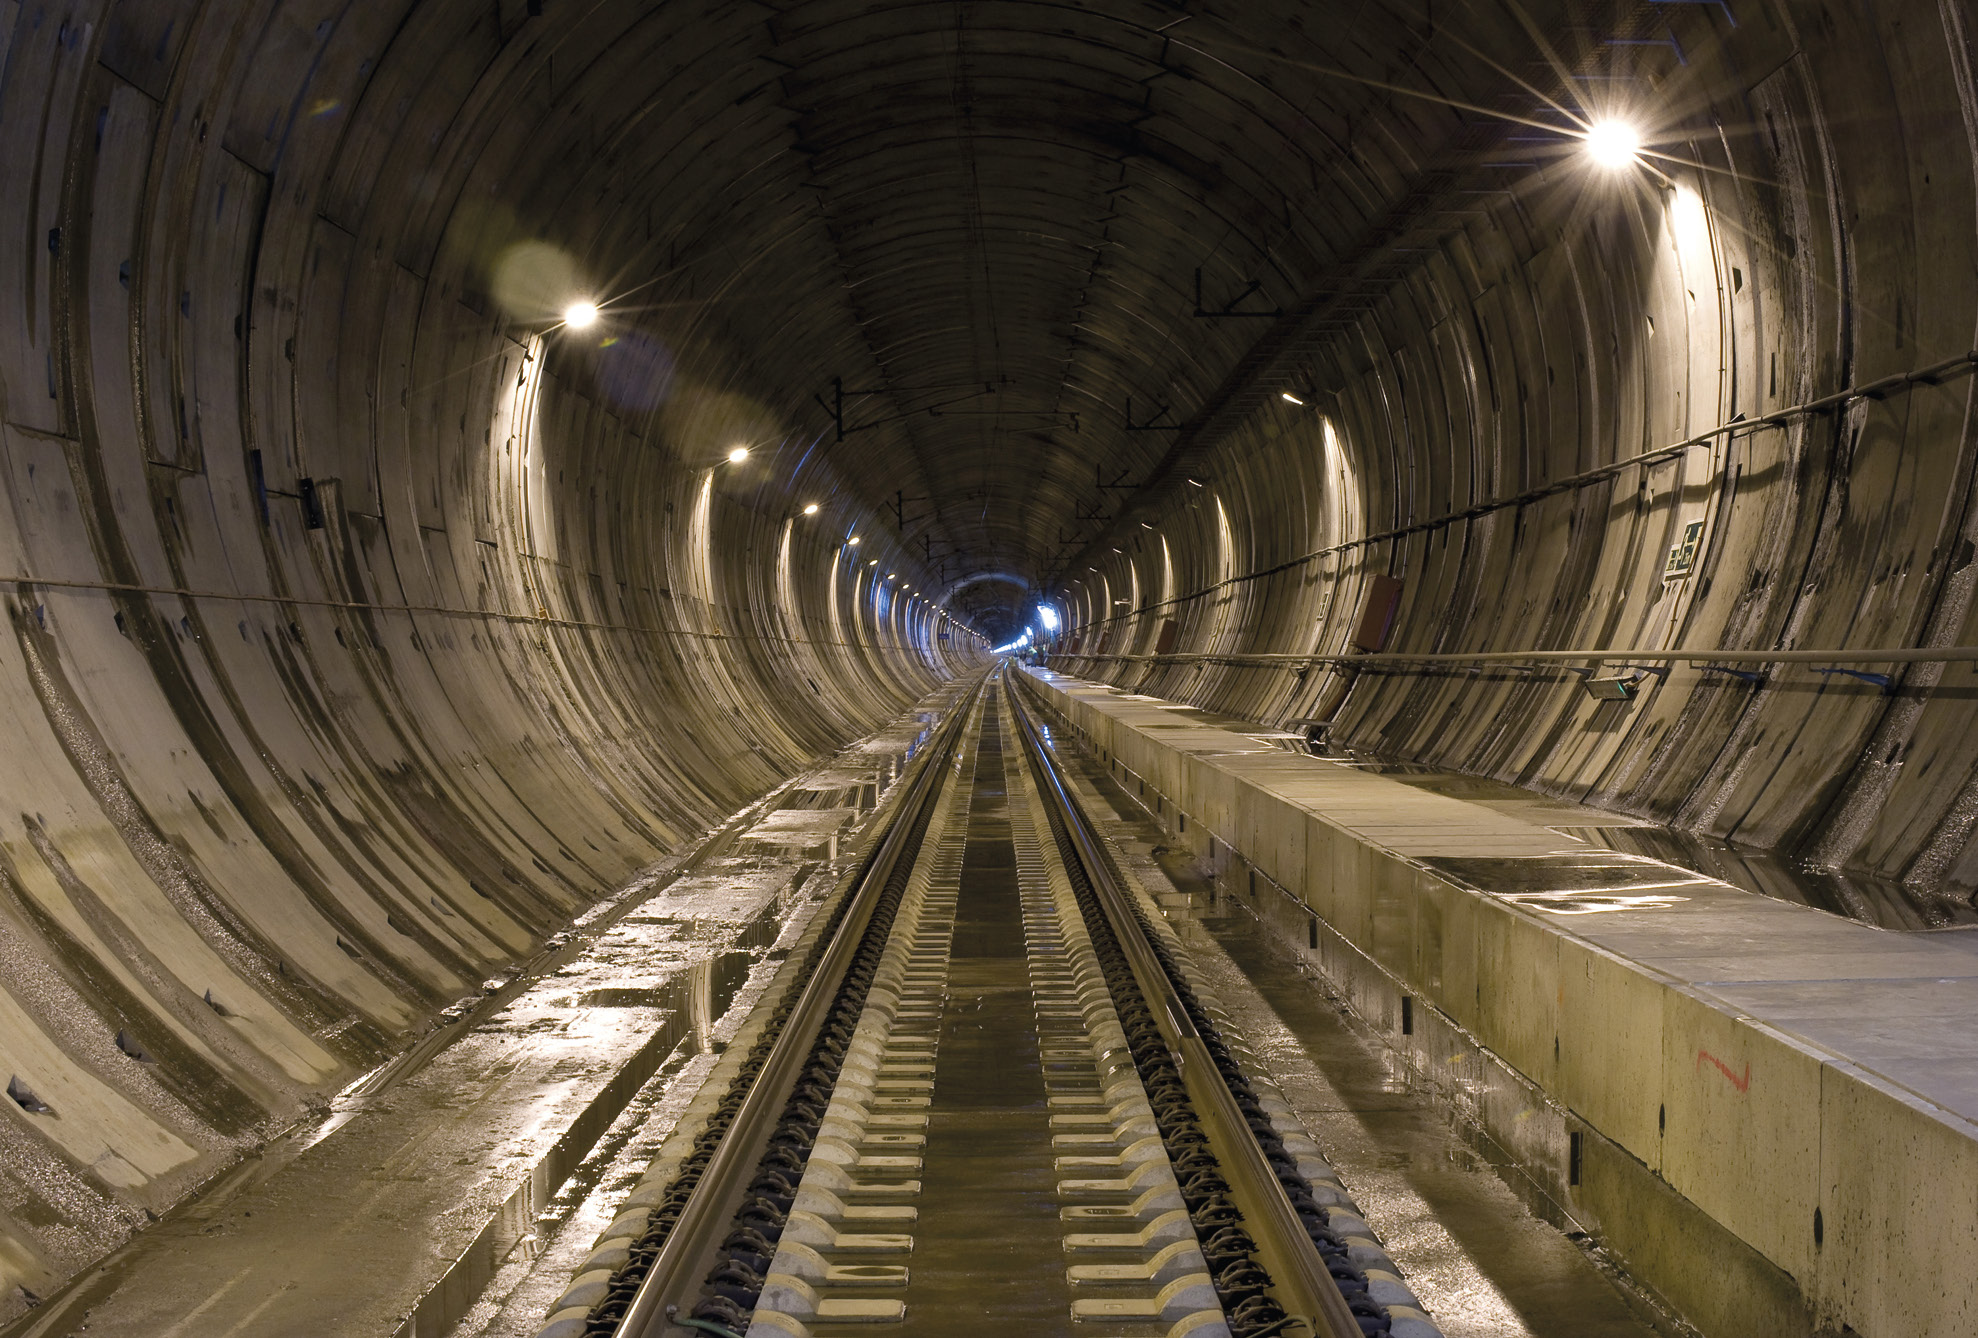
1585, 121, 1641, 169
563, 301, 599, 329
727, 446, 749, 463
803, 503, 820, 515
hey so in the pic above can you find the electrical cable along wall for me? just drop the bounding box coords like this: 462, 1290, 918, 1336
1050, 3, 1978, 914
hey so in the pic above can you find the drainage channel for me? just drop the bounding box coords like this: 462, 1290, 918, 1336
528, 669, 1439, 1338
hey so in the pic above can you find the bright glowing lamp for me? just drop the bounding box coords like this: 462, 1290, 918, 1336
563, 301, 599, 329
1280, 391, 1305, 405
727, 446, 749, 463
1585, 121, 1641, 169
803, 503, 820, 515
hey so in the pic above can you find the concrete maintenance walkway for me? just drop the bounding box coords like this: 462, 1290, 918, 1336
1019, 667, 1978, 1338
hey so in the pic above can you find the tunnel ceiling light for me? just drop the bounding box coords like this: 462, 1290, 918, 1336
848, 535, 861, 545
563, 301, 599, 329
727, 446, 749, 463
1585, 120, 1641, 169
1280, 391, 1305, 405
803, 502, 820, 515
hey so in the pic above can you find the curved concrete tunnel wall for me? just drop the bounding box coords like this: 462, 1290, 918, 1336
1053, 5, 1978, 916
0, 1, 984, 1306
1, 0, 1975, 1327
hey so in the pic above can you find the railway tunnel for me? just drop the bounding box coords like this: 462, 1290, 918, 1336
1, 1, 1975, 1336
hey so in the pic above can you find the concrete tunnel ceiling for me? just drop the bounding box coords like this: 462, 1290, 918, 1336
7, 0, 1978, 1323
388, 0, 1692, 631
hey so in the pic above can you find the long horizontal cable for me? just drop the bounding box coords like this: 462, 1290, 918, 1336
1063, 347, 1978, 631
3, 574, 935, 651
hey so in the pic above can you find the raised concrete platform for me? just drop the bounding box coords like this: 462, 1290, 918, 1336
1019, 668, 1977, 1338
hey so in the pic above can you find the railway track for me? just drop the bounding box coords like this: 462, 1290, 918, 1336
534, 668, 1436, 1338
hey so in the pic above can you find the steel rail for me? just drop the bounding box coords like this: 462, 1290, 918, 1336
612, 679, 984, 1338
1005, 681, 1364, 1338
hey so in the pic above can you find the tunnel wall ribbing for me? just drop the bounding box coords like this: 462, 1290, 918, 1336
0, 0, 979, 1311
1055, 2, 1978, 915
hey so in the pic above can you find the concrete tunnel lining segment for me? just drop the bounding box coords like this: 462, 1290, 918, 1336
0, 1, 1976, 1334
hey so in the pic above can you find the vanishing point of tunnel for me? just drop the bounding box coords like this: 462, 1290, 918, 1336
0, 2, 1975, 1336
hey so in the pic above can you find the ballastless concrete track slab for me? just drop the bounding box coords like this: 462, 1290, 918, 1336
890, 698, 1077, 1333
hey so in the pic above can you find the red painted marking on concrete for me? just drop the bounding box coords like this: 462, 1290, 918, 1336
1696, 1048, 1751, 1093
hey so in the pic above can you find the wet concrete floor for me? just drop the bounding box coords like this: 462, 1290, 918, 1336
0, 865, 813, 1338
1064, 753, 1673, 1338
888, 700, 1073, 1333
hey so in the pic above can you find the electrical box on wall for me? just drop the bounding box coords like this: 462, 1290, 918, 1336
1583, 676, 1638, 702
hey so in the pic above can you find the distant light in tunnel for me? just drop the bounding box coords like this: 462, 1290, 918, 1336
727, 446, 750, 463
847, 534, 861, 545
562, 301, 599, 329
1038, 605, 1060, 632
803, 502, 820, 515
1280, 391, 1305, 405
1585, 120, 1641, 169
